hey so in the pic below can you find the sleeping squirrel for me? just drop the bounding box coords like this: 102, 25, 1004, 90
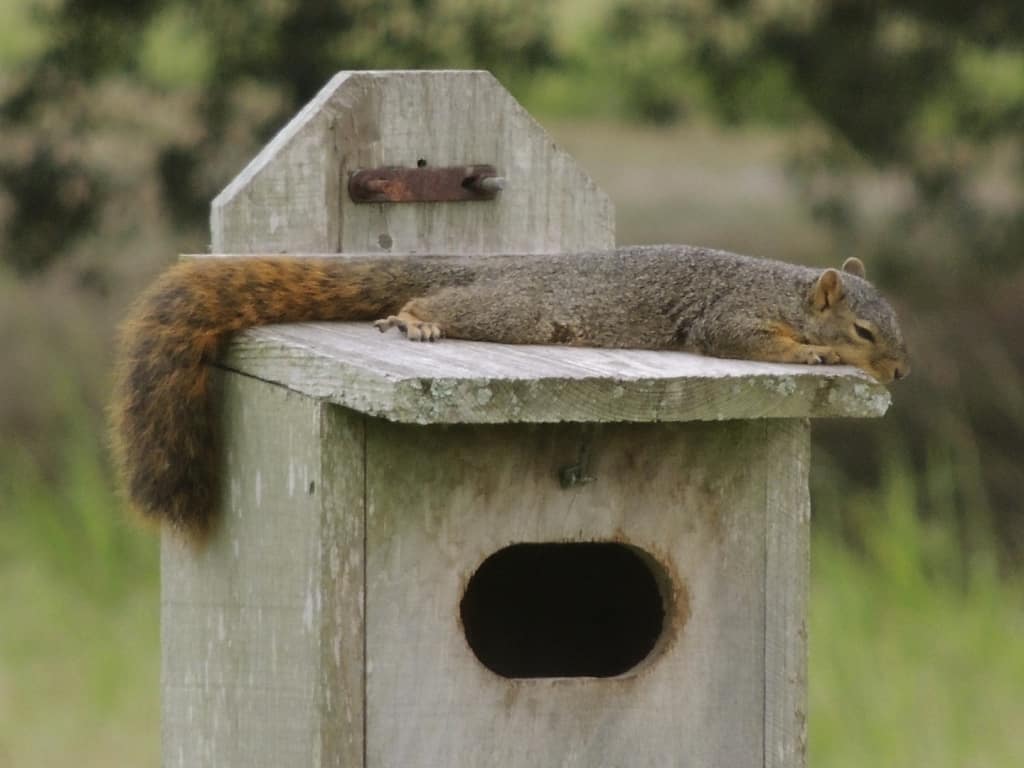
110, 244, 909, 541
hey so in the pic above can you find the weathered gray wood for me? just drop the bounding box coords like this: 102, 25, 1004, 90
211, 70, 614, 255
363, 420, 770, 767
317, 405, 367, 767
169, 69, 619, 767
764, 420, 810, 768
161, 372, 365, 767
221, 321, 891, 423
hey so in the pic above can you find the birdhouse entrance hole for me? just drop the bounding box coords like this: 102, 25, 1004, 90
459, 542, 669, 679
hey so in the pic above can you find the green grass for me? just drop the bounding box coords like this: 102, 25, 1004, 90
0, 409, 159, 767
809, 456, 1024, 767
2, 413, 1021, 766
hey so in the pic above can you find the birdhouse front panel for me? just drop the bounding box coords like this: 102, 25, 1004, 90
360, 418, 806, 767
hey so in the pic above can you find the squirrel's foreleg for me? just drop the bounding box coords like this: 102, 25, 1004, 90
712, 321, 841, 367
767, 338, 842, 366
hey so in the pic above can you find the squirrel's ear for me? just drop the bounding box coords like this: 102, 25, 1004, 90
842, 257, 866, 278
813, 269, 845, 311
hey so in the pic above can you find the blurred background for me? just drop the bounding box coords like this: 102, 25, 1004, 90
1, 1, 1022, 765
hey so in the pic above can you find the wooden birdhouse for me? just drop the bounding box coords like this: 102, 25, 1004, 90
161, 70, 889, 767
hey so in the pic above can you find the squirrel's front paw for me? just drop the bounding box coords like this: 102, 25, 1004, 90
374, 314, 444, 342
798, 345, 841, 365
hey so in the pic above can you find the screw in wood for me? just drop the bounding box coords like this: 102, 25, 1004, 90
472, 175, 506, 194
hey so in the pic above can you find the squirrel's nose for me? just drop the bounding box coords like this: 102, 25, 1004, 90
893, 363, 909, 381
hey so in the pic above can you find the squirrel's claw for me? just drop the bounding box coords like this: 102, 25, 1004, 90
374, 314, 443, 342
800, 346, 841, 366
405, 321, 443, 342
373, 316, 401, 333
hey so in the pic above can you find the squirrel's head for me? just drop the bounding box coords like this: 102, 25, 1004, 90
808, 257, 910, 384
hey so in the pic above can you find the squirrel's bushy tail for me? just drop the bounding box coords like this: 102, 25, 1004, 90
109, 257, 410, 540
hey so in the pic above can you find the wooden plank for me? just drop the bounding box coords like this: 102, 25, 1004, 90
211, 70, 614, 255
363, 420, 770, 767
161, 372, 365, 767
763, 420, 810, 768
211, 75, 348, 253
317, 406, 366, 768
221, 322, 891, 423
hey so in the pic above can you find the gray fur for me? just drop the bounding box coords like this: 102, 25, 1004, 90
396, 245, 906, 364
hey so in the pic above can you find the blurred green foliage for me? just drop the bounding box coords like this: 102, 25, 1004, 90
1, 0, 561, 248
4, 1, 1023, 270
1, 2, 1023, 762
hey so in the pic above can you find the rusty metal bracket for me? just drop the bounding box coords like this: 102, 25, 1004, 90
348, 164, 505, 203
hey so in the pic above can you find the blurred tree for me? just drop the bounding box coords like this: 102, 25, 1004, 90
0, 0, 559, 275
594, 0, 1024, 271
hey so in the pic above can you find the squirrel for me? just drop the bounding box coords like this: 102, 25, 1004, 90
110, 244, 908, 541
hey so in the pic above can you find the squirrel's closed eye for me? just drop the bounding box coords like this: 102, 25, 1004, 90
854, 323, 876, 343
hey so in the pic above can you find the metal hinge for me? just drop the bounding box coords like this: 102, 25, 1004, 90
348, 164, 506, 203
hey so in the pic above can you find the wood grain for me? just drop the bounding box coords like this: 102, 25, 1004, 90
221, 321, 891, 424
363, 420, 770, 767
162, 373, 365, 767
764, 420, 810, 768
211, 70, 614, 256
